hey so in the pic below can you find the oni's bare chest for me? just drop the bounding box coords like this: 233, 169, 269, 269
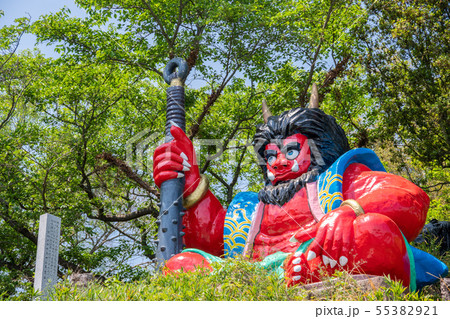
252, 187, 316, 258
259, 187, 315, 236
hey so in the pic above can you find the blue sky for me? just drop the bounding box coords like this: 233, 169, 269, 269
1, 0, 85, 56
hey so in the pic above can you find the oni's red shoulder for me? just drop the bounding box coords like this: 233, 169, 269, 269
342, 163, 429, 242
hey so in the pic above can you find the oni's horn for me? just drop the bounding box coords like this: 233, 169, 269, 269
309, 83, 319, 109
262, 99, 272, 123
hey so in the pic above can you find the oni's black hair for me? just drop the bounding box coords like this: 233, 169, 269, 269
253, 107, 350, 185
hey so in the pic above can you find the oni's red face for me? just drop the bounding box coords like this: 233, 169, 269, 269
264, 133, 311, 185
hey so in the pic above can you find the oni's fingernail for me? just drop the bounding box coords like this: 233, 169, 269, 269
180, 152, 188, 161
292, 275, 301, 281
339, 256, 348, 267
170, 120, 179, 128
329, 259, 337, 268
322, 255, 330, 266
307, 251, 316, 261
292, 258, 301, 265
182, 159, 191, 168
294, 251, 302, 258
293, 265, 302, 272
182, 166, 190, 172
177, 173, 184, 178
289, 235, 298, 243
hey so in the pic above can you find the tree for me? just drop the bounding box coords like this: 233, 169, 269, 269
0, 46, 162, 297
361, 0, 449, 171
0, 12, 41, 297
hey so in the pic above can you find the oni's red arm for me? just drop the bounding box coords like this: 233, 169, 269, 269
182, 190, 226, 256
342, 163, 429, 242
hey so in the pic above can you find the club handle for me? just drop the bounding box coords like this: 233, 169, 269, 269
156, 58, 189, 266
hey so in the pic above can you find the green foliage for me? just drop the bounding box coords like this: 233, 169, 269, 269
428, 197, 450, 223
363, 277, 430, 301
46, 258, 301, 301
27, 258, 440, 301
362, 0, 450, 170
0, 48, 163, 295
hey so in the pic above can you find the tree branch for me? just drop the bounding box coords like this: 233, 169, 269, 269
0, 199, 86, 273
300, 0, 334, 106
141, 0, 172, 48
319, 55, 351, 102
87, 207, 158, 222
170, 0, 185, 49
0, 202, 38, 246
96, 152, 159, 197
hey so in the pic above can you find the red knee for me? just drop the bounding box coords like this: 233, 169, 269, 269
163, 252, 213, 275
353, 213, 411, 286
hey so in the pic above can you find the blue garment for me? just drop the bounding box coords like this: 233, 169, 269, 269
411, 246, 449, 290
223, 192, 259, 258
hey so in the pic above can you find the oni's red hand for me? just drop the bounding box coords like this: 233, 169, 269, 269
153, 125, 201, 197
284, 252, 310, 286
293, 206, 356, 270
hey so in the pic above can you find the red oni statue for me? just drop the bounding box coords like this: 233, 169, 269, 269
153, 99, 448, 291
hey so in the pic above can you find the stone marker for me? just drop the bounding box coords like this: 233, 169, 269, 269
34, 213, 61, 299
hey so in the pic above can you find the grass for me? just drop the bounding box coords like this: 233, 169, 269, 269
47, 258, 302, 301
37, 255, 447, 301
5, 228, 447, 301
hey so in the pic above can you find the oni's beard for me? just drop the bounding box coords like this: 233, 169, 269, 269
258, 168, 319, 206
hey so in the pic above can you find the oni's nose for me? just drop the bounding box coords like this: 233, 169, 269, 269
273, 155, 288, 169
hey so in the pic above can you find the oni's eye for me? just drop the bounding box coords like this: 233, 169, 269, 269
267, 156, 276, 166
285, 149, 299, 160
